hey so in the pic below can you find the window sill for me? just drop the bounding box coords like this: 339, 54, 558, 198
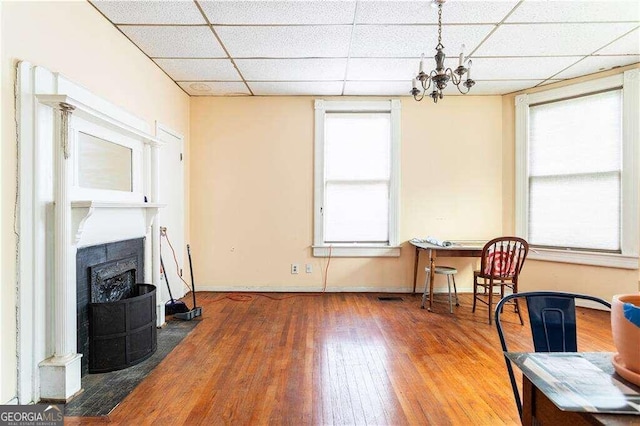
528, 247, 638, 269
313, 245, 401, 258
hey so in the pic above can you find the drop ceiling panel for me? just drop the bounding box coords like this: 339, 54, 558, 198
344, 81, 412, 96
351, 24, 494, 57
177, 81, 251, 96
347, 58, 422, 81
554, 55, 640, 79
596, 28, 640, 55
506, 1, 640, 23
475, 23, 639, 56
119, 26, 226, 58
356, 1, 519, 25
91, 0, 206, 24
249, 81, 344, 96
236, 59, 347, 81
471, 56, 581, 80
215, 25, 353, 58
458, 79, 552, 95
200, 1, 356, 25
153, 58, 241, 81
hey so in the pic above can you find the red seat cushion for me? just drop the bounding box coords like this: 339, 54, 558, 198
484, 248, 519, 276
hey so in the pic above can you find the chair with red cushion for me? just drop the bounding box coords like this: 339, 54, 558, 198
472, 237, 529, 325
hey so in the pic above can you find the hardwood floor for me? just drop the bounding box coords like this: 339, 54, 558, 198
66, 292, 614, 425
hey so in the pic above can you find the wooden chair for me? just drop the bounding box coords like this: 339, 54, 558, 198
494, 291, 611, 417
472, 236, 529, 325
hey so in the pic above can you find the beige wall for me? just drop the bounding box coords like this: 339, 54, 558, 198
1, 1, 190, 403
190, 95, 504, 292
501, 64, 640, 302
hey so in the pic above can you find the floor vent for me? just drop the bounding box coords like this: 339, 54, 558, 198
378, 296, 403, 301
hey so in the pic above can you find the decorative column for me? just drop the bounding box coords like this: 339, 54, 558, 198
39, 102, 83, 402
150, 141, 164, 326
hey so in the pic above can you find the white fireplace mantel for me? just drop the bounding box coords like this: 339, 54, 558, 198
16, 63, 168, 403
71, 201, 165, 248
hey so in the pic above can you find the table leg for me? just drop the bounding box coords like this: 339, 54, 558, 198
428, 249, 436, 312
522, 375, 534, 426
412, 247, 420, 294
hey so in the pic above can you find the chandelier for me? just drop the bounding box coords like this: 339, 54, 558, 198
411, 0, 475, 103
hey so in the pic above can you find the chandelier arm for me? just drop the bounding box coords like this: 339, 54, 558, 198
455, 83, 471, 95
456, 84, 469, 95
413, 90, 426, 101
446, 68, 461, 85
424, 77, 433, 91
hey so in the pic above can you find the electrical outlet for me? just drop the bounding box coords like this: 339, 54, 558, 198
305, 264, 312, 273
291, 264, 299, 274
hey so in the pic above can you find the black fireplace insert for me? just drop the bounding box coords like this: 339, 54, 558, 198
89, 283, 157, 373
77, 238, 157, 375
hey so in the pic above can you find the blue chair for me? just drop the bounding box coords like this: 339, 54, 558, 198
494, 291, 611, 418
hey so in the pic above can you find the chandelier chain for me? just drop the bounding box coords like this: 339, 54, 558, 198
437, 4, 442, 46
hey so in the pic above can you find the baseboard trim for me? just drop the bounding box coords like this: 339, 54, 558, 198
195, 285, 474, 294
4, 397, 19, 405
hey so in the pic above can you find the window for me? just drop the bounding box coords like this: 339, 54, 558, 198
515, 69, 639, 268
313, 100, 401, 257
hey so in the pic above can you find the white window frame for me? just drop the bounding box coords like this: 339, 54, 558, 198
515, 69, 639, 269
313, 99, 401, 257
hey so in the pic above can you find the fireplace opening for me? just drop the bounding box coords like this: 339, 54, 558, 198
90, 257, 137, 303
77, 238, 156, 375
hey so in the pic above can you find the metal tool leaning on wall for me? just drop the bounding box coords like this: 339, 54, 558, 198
160, 227, 203, 320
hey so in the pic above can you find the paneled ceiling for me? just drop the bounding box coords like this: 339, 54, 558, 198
91, 0, 640, 97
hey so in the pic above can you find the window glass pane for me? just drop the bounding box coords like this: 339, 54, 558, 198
325, 182, 389, 243
529, 90, 622, 177
78, 132, 132, 192
529, 172, 620, 251
325, 113, 390, 180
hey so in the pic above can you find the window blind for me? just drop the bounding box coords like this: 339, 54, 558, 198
324, 113, 391, 243
528, 89, 622, 251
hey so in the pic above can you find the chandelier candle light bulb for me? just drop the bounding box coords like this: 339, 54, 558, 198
411, 0, 475, 103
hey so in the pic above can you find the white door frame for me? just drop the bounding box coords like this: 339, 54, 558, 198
154, 122, 185, 326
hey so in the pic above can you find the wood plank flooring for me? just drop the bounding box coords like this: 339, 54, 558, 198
66, 292, 614, 425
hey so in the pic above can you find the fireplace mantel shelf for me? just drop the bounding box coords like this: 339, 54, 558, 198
72, 201, 166, 247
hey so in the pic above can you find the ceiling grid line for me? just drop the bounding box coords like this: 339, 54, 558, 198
193, 0, 254, 95
467, 0, 525, 58
539, 24, 640, 85
87, 0, 191, 96
341, 2, 361, 96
